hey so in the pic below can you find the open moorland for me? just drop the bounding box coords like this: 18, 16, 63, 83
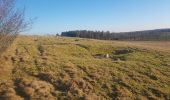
0, 36, 170, 100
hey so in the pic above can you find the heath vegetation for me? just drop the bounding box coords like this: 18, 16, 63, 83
0, 36, 170, 100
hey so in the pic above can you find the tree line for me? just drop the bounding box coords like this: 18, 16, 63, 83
61, 29, 170, 41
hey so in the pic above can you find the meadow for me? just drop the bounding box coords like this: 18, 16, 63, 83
0, 36, 170, 100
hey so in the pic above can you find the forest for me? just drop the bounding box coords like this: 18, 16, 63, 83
61, 29, 170, 41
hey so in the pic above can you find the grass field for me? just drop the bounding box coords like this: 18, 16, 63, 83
0, 36, 170, 100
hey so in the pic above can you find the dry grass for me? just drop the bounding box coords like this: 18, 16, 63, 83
0, 36, 170, 100
110, 41, 170, 52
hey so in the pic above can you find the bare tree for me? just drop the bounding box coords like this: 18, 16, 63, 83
0, 0, 28, 54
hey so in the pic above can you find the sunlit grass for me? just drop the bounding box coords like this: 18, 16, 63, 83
0, 36, 170, 100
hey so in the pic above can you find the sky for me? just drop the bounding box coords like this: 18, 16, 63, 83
16, 0, 170, 35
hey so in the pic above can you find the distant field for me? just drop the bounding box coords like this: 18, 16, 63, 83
112, 41, 170, 52
0, 36, 170, 100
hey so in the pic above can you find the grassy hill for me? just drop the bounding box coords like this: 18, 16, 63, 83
0, 36, 170, 100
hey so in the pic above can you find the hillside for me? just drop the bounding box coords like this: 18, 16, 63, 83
0, 36, 170, 100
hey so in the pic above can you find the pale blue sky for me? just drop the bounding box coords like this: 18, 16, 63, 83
16, 0, 170, 34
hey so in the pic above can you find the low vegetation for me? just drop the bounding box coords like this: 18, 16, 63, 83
0, 36, 170, 100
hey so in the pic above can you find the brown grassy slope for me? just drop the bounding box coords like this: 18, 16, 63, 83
0, 36, 170, 100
